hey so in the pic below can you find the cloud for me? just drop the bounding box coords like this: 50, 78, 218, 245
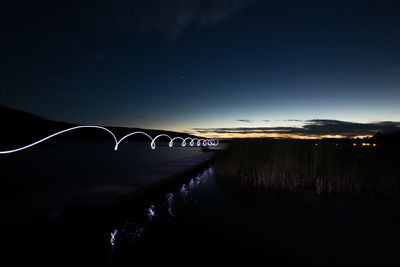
99, 0, 258, 39
192, 119, 400, 137
237, 119, 254, 123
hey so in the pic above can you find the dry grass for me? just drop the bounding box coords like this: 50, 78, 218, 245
215, 139, 400, 194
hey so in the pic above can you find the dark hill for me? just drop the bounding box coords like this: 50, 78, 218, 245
0, 106, 198, 150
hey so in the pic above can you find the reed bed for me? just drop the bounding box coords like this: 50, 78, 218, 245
215, 140, 400, 194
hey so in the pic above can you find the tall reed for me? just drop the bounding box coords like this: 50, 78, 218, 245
215, 140, 400, 194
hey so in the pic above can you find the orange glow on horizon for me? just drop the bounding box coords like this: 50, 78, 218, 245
191, 132, 373, 140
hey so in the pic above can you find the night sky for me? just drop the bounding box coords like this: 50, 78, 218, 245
1, 0, 400, 138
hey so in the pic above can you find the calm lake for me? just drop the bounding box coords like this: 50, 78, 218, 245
103, 168, 400, 266
1, 141, 399, 266
0, 140, 205, 244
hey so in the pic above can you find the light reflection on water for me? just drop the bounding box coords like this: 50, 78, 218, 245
110, 229, 118, 246
108, 167, 213, 253
180, 184, 188, 199
166, 193, 174, 217
87, 163, 400, 266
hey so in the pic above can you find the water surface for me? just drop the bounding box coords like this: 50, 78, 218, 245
2, 143, 399, 266
99, 168, 400, 266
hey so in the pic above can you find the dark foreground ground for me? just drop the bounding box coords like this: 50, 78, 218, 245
4, 166, 399, 267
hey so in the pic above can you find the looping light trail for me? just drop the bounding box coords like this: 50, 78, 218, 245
0, 125, 219, 154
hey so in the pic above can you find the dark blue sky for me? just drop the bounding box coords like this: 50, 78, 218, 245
1, 0, 399, 137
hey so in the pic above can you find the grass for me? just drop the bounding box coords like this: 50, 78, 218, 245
215, 139, 400, 194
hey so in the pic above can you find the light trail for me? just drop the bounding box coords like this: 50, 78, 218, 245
0, 125, 218, 154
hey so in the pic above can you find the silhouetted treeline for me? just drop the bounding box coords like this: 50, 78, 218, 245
370, 130, 400, 146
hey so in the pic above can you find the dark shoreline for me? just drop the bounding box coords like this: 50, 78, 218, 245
0, 105, 202, 150
96, 152, 216, 220
2, 152, 216, 266
4, 160, 400, 267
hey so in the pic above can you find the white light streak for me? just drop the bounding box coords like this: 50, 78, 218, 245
0, 125, 219, 154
